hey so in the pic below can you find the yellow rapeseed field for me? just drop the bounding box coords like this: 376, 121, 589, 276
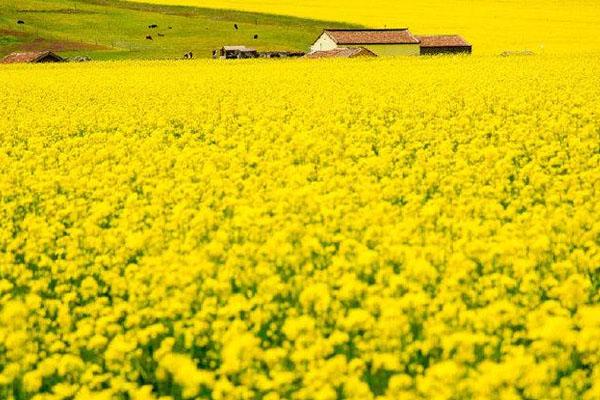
129, 0, 600, 54
1, 55, 599, 399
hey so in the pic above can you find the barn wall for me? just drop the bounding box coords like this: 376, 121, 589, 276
310, 33, 337, 52
357, 44, 420, 56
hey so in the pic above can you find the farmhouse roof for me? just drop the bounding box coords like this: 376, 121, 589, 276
305, 47, 377, 59
415, 35, 471, 47
322, 29, 419, 45
222, 46, 256, 52
1, 50, 63, 64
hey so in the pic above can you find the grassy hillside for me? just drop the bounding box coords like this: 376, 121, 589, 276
128, 0, 600, 55
0, 0, 354, 60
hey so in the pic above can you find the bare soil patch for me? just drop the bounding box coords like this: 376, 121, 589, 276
0, 29, 30, 38
1, 29, 112, 54
17, 9, 98, 15
18, 38, 111, 52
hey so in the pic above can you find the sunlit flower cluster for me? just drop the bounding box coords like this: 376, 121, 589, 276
0, 55, 599, 399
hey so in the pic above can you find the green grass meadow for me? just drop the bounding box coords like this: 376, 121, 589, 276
0, 0, 355, 60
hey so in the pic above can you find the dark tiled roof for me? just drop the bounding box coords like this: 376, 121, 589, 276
222, 46, 256, 52
416, 35, 471, 47
324, 29, 419, 45
1, 51, 63, 64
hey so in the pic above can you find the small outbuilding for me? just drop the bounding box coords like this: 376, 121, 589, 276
67, 56, 92, 63
1, 50, 64, 64
416, 35, 472, 55
310, 29, 420, 56
217, 46, 259, 59
305, 47, 376, 59
259, 51, 305, 59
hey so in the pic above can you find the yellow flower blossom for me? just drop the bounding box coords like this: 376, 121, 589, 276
1, 54, 599, 399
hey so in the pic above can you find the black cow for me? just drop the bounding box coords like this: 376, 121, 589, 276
253, 34, 259, 39
157, 33, 165, 37
17, 20, 25, 25
234, 24, 239, 30
148, 24, 158, 29
146, 35, 153, 40
168, 27, 172, 29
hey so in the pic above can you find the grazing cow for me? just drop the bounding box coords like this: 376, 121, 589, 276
146, 35, 153, 40
234, 24, 239, 30
253, 34, 259, 39
148, 24, 158, 29
17, 20, 25, 24
184, 52, 194, 59
157, 33, 165, 37
168, 27, 172, 29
